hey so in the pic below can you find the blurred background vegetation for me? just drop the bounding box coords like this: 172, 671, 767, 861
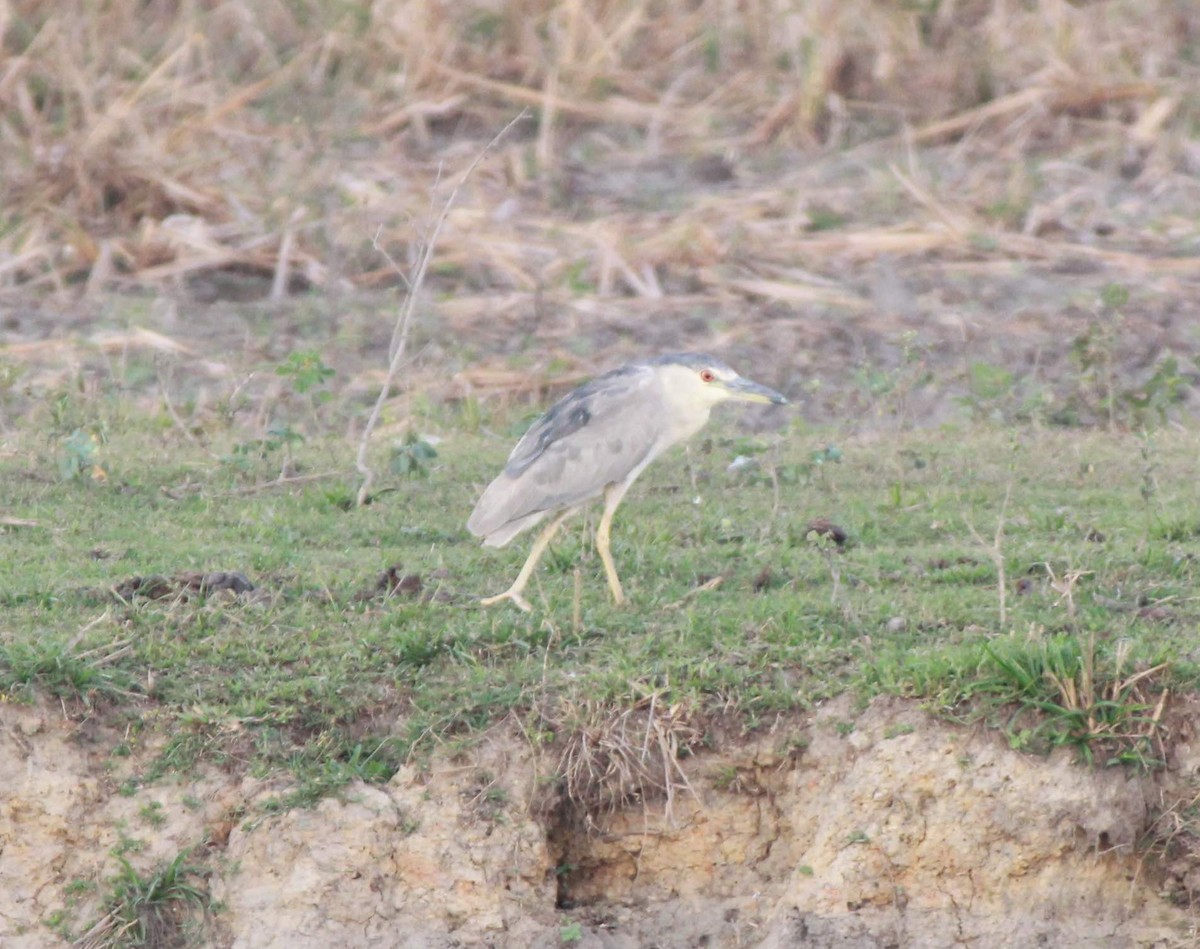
2, 0, 1197, 296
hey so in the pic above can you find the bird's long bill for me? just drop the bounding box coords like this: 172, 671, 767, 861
722, 375, 788, 405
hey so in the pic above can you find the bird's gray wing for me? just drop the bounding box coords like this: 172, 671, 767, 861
503, 363, 647, 477
468, 365, 664, 541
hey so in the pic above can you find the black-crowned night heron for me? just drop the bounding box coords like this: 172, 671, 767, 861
467, 353, 788, 610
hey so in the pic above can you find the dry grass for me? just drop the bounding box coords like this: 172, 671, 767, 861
1, 0, 1197, 301
1045, 632, 1169, 765
543, 693, 702, 826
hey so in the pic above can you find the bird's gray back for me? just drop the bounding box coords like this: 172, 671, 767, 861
502, 362, 649, 477
467, 364, 665, 539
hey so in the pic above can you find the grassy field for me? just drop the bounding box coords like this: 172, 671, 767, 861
3, 1, 1200, 944
3, 376, 1196, 810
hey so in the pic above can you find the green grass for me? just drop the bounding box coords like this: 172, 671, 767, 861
3, 415, 1198, 806
70, 850, 210, 948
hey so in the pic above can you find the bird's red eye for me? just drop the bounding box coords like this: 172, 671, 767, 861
700, 369, 715, 383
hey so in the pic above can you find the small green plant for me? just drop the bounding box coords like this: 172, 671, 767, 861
228, 423, 306, 478
1099, 282, 1129, 311
1055, 284, 1184, 430
64, 878, 97, 898
484, 785, 509, 805
226, 349, 336, 479
111, 828, 146, 857
79, 851, 210, 948
261, 737, 403, 812
276, 349, 335, 400
46, 385, 94, 437
1137, 433, 1162, 525
563, 259, 595, 295
560, 920, 584, 944
1124, 355, 1185, 428
266, 422, 306, 473
810, 443, 843, 468
139, 801, 167, 828
852, 332, 933, 426
0, 357, 23, 427
1063, 293, 1121, 426
43, 908, 73, 941
464, 9, 505, 43
960, 361, 1015, 422
59, 429, 105, 481
711, 764, 740, 791
390, 431, 438, 478
968, 633, 1167, 767
807, 205, 847, 231
774, 443, 842, 488
457, 395, 486, 434
0, 635, 133, 706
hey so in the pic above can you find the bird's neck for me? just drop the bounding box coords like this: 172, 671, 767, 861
659, 384, 715, 444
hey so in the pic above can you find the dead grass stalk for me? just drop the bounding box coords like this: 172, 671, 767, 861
354, 110, 529, 507
548, 693, 701, 827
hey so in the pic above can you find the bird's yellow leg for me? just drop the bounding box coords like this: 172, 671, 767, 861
481, 511, 571, 611
596, 482, 631, 605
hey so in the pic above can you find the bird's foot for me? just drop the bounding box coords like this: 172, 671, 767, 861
480, 588, 533, 612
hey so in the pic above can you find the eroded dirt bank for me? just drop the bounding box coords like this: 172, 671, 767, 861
3, 696, 1198, 947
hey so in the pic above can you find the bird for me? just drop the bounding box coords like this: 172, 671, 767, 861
467, 353, 788, 611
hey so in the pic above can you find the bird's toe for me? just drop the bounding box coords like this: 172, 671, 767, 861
480, 589, 533, 612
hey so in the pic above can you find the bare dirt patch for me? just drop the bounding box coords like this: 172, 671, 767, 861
110, 572, 257, 603
5, 696, 1199, 947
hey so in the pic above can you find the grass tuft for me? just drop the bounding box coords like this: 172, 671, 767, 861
73, 850, 210, 949
0, 631, 136, 706
869, 630, 1169, 768
542, 692, 701, 825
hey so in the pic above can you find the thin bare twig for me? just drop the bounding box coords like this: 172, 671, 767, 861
355, 109, 531, 508
964, 480, 1013, 628
663, 576, 723, 611
155, 356, 200, 446
221, 470, 344, 497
